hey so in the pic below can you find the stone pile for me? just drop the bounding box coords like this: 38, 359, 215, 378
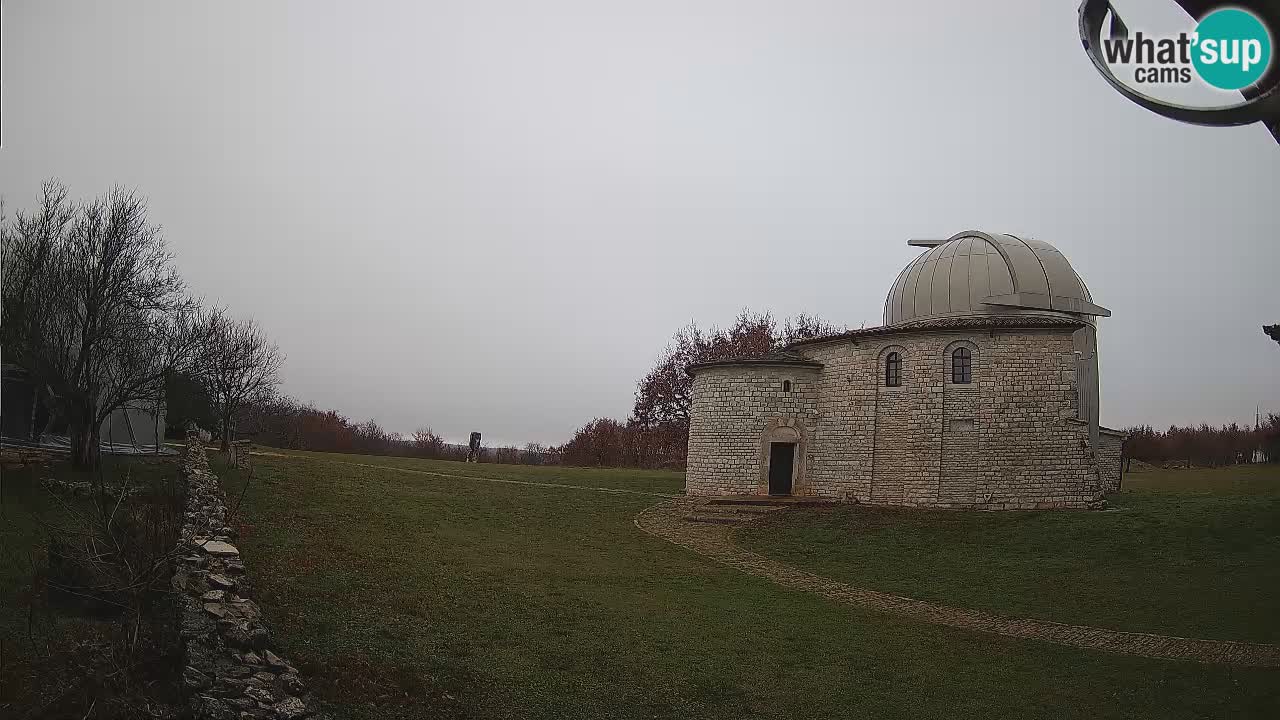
173, 437, 322, 720
229, 440, 253, 470
0, 446, 58, 470
41, 477, 143, 498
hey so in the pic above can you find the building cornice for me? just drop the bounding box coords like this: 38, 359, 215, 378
784, 315, 1087, 350
686, 352, 824, 376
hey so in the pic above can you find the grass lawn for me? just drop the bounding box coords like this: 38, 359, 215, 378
738, 463, 1280, 644
226, 450, 1280, 720
270, 448, 684, 495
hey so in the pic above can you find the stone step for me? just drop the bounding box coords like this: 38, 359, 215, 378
714, 504, 785, 514
688, 506, 748, 515
707, 495, 833, 507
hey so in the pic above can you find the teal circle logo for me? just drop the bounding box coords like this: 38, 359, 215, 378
1192, 8, 1272, 90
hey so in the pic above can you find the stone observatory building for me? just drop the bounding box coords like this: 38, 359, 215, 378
685, 230, 1125, 510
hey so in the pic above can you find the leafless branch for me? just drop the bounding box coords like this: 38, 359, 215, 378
1, 181, 207, 469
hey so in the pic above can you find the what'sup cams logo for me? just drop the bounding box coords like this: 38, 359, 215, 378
1079, 1, 1280, 142
1101, 6, 1271, 88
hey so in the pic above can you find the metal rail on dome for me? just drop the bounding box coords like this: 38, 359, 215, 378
1077, 0, 1280, 143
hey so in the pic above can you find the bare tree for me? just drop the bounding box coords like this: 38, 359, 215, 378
199, 309, 284, 450
412, 426, 446, 458
1, 181, 205, 469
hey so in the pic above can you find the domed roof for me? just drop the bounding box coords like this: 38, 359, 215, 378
883, 231, 1110, 327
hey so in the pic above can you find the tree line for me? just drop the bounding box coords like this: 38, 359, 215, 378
1120, 417, 1280, 470
0, 182, 548, 469
557, 310, 842, 468
176, 308, 840, 469
2, 181, 284, 468
222, 394, 559, 465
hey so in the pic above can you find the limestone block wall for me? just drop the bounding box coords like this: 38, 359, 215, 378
960, 331, 1099, 509
686, 327, 1109, 509
791, 342, 877, 500
1097, 429, 1126, 494
939, 377, 982, 507
685, 366, 820, 496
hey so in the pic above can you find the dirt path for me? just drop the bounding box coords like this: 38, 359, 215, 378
635, 497, 1280, 668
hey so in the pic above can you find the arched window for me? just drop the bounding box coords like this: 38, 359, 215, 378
952, 347, 972, 384
884, 352, 901, 387
782, 380, 792, 393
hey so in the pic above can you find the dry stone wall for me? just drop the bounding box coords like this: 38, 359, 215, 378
40, 477, 142, 498
687, 327, 1109, 510
173, 437, 323, 720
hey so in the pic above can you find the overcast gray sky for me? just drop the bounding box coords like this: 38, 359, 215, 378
3, 0, 1277, 446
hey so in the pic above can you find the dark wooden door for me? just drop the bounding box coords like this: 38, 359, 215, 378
768, 442, 795, 495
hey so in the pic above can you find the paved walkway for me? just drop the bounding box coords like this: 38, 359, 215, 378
635, 497, 1280, 667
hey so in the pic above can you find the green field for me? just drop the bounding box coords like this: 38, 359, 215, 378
220, 451, 1280, 720
738, 463, 1280, 643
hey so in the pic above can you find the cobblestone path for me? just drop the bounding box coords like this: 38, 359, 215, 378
635, 497, 1280, 667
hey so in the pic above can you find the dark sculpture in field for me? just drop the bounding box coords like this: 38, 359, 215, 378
467, 431, 482, 463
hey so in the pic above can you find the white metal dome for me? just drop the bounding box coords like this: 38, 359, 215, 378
883, 231, 1110, 327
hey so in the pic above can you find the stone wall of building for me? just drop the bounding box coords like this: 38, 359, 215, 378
1097, 428, 1126, 494
686, 327, 1108, 509
173, 438, 323, 720
685, 365, 820, 496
